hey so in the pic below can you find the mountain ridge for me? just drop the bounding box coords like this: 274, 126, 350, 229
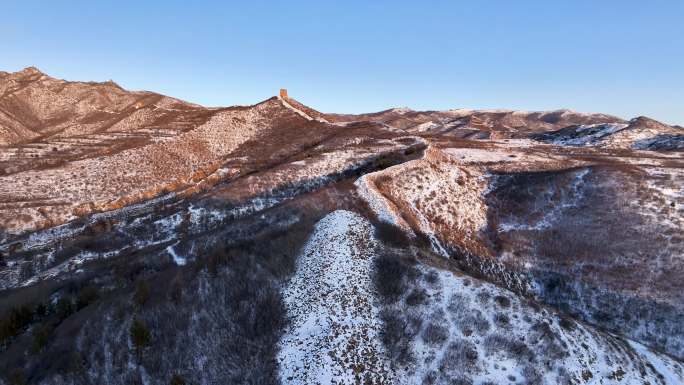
3, 67, 680, 146
0, 68, 682, 385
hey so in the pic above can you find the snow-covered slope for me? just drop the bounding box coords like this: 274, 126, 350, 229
275, 211, 684, 384
532, 117, 684, 151
381, 260, 684, 385
534, 123, 630, 146
278, 210, 393, 384
358, 141, 684, 360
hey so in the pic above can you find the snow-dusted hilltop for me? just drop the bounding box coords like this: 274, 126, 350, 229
0, 68, 682, 384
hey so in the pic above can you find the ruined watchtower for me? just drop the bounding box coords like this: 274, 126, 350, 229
279, 88, 289, 99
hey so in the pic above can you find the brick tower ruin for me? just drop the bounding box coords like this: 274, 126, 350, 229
279, 88, 288, 99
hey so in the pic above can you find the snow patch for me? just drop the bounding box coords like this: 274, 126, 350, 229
548, 123, 629, 146
166, 243, 186, 266
390, 107, 413, 114
414, 121, 440, 132
355, 174, 411, 230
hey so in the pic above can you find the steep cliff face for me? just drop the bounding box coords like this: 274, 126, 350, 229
0, 68, 682, 384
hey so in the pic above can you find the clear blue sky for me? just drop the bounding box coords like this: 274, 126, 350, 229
2, 1, 683, 124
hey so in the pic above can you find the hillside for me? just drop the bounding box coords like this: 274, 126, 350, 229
532, 116, 684, 150
0, 68, 682, 385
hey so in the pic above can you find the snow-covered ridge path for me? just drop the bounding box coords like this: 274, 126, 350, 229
277, 210, 393, 385
278, 95, 329, 123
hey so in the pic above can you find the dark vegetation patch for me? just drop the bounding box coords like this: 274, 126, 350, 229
486, 166, 663, 273
484, 167, 590, 249
528, 320, 568, 361
405, 288, 428, 307
467, 312, 491, 336
374, 221, 412, 249
493, 295, 511, 308
440, 339, 479, 372
373, 250, 420, 304
530, 123, 627, 144
558, 315, 576, 331
484, 333, 534, 362
378, 310, 422, 366
482, 165, 684, 357
0, 209, 316, 385
372, 231, 429, 370
421, 322, 449, 346
493, 312, 510, 328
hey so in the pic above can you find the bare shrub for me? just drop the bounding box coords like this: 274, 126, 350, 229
556, 366, 575, 385
558, 316, 576, 331
494, 295, 511, 308
421, 322, 449, 347
484, 333, 534, 363
468, 311, 491, 336
373, 251, 419, 303
476, 290, 490, 304
444, 377, 473, 385
529, 321, 567, 360
493, 312, 510, 328
130, 317, 151, 354
374, 221, 412, 248
522, 365, 543, 385
447, 293, 471, 313
405, 288, 428, 307
423, 269, 439, 285
379, 310, 421, 366
439, 339, 479, 373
